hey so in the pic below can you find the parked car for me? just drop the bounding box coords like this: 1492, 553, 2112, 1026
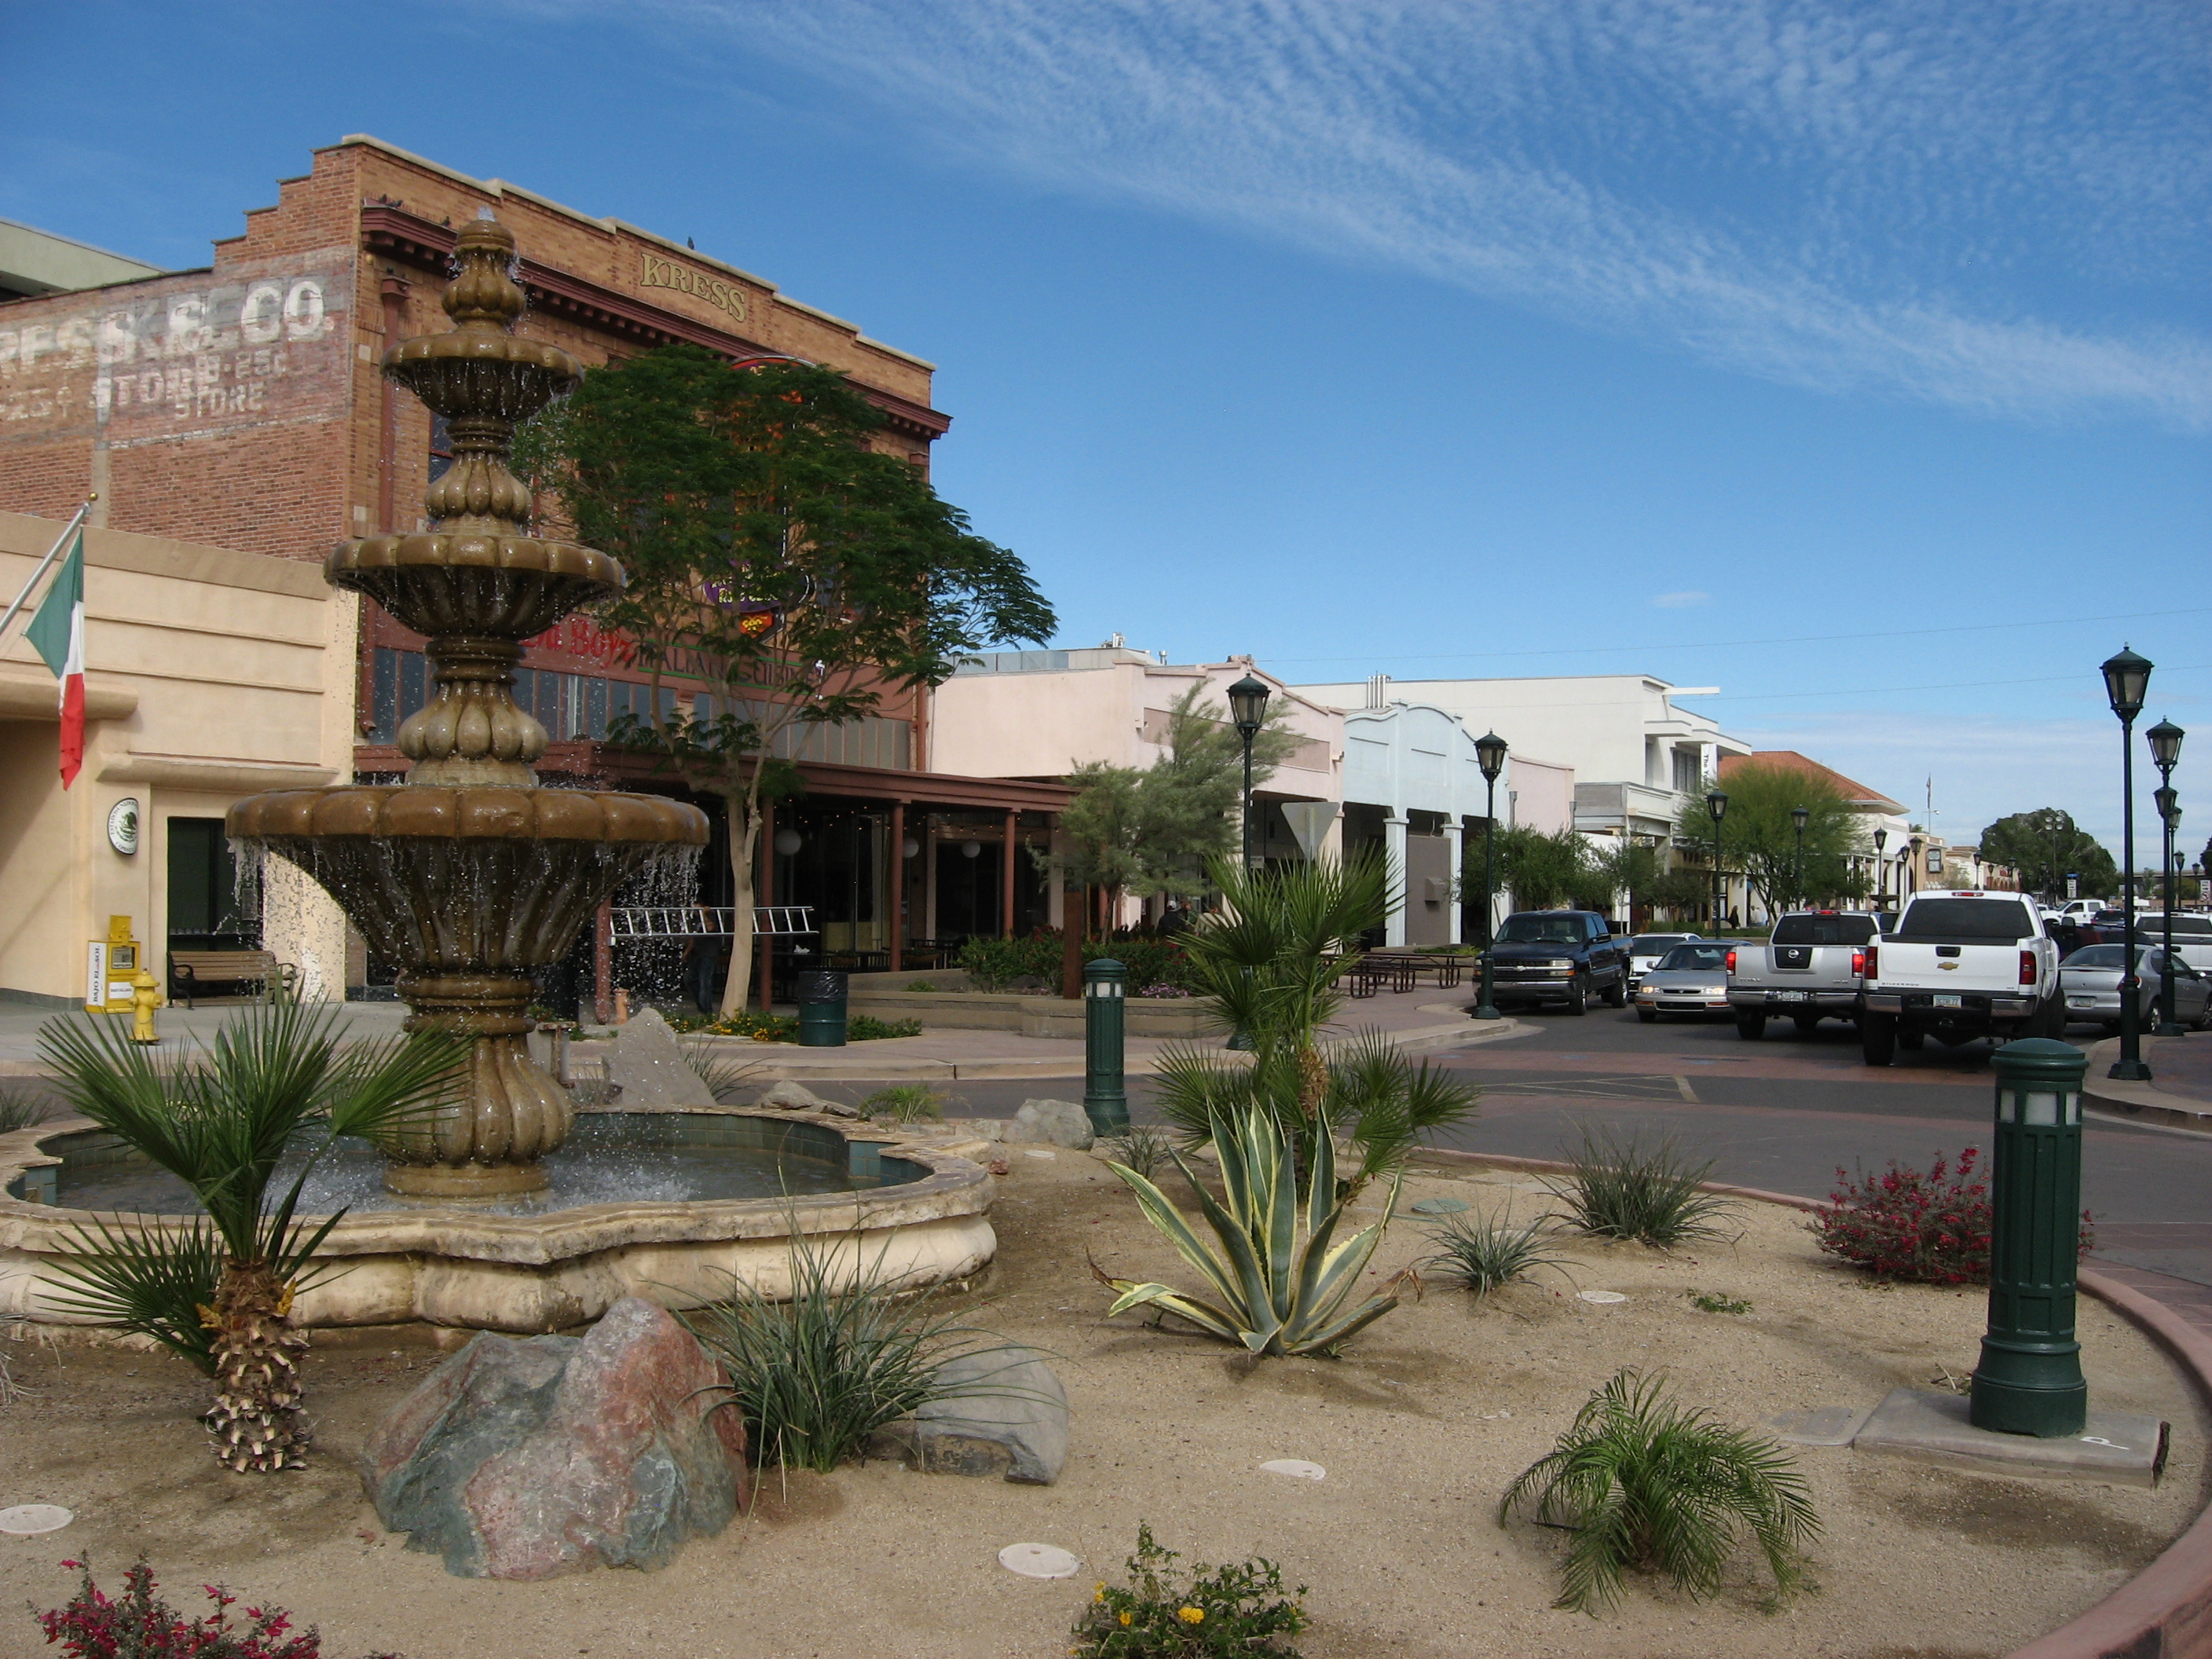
1483, 910, 1629, 1016
1634, 942, 1734, 1023
1624, 932, 1701, 993
2140, 914, 2212, 975
1860, 891, 2064, 1065
2059, 944, 2211, 1033
1724, 910, 1881, 1038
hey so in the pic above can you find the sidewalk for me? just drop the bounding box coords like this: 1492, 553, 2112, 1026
0, 989, 1528, 1083
2082, 1033, 2212, 1134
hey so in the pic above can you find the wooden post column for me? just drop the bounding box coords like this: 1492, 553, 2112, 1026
888, 800, 906, 973
1002, 810, 1017, 938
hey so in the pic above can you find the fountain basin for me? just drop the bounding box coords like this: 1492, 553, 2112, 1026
0, 1109, 997, 1335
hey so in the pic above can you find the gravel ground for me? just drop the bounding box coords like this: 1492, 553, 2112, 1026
0, 1148, 2203, 1659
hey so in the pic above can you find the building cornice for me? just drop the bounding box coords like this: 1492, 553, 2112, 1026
357, 206, 950, 441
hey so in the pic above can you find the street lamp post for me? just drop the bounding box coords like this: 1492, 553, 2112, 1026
1473, 732, 1507, 1021
1791, 805, 1809, 909
1873, 826, 1888, 911
2104, 647, 2155, 1082
2148, 719, 2185, 1038
1706, 789, 1728, 932
1227, 674, 1272, 873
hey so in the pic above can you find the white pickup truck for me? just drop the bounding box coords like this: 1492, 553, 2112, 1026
1860, 891, 2064, 1065
1726, 910, 1884, 1039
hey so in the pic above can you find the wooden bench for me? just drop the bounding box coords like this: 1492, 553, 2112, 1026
168, 950, 297, 1009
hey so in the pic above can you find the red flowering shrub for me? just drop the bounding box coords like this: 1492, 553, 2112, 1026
35, 1560, 398, 1659
1811, 1148, 2093, 1284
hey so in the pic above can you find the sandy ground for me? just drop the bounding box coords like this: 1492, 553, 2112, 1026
1, 1150, 2204, 1659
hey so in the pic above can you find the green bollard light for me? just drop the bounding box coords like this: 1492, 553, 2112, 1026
1970, 1037, 2089, 1438
1083, 956, 1130, 1138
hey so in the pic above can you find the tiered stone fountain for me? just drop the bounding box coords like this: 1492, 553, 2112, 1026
226, 211, 708, 1199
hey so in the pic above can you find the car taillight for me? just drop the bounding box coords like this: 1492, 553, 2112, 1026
2020, 949, 2037, 987
1725, 949, 1736, 974
1851, 948, 1865, 976
1863, 945, 1878, 979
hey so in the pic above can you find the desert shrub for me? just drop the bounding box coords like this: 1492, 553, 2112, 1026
861, 1084, 946, 1123
1106, 1122, 1177, 1179
0, 1084, 49, 1133
679, 1037, 758, 1104
903, 978, 939, 991
1811, 1148, 2094, 1284
1552, 1126, 1739, 1248
1137, 983, 1192, 998
36, 1558, 399, 1658
684, 1226, 1006, 1474
958, 932, 1196, 994
848, 1015, 924, 1041
1688, 1291, 1752, 1315
1070, 1523, 1307, 1658
1421, 1207, 1568, 1296
1500, 1369, 1819, 1614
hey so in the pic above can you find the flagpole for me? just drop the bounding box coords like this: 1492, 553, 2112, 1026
0, 496, 97, 646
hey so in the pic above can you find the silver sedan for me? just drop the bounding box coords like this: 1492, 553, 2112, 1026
1625, 932, 1701, 993
2059, 945, 2211, 1034
1634, 942, 1734, 1024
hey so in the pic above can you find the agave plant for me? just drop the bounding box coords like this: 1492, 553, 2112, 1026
1094, 1104, 1404, 1357
38, 1001, 460, 1473
1500, 1368, 1819, 1613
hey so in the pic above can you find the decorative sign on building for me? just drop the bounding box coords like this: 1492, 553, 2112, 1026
105, 797, 138, 856
639, 253, 749, 326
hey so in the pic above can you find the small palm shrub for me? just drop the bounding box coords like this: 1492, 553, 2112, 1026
1071, 1523, 1307, 1658
1551, 1126, 1738, 1248
1500, 1369, 1819, 1613
1811, 1147, 2093, 1284
37, 1558, 400, 1658
860, 1083, 946, 1124
1421, 1207, 1568, 1296
683, 1225, 1005, 1474
1097, 1105, 1404, 1357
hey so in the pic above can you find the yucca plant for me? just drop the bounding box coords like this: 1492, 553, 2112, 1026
1095, 1104, 1404, 1357
1421, 1205, 1569, 1296
0, 1082, 50, 1132
37, 1002, 460, 1473
1105, 1122, 1177, 1181
1551, 1125, 1739, 1248
1500, 1369, 1819, 1613
683, 1221, 1015, 1474
679, 1035, 759, 1104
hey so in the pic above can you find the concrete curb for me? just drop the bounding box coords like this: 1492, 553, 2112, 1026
2082, 1035, 2212, 1137
1409, 1148, 2212, 1659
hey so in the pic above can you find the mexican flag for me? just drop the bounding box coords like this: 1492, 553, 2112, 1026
25, 527, 85, 787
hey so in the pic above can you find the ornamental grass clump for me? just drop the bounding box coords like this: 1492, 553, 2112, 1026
1500, 1369, 1819, 1615
1552, 1125, 1738, 1248
1810, 1147, 2094, 1284
1070, 1524, 1307, 1658
683, 1223, 1010, 1474
1421, 1206, 1569, 1296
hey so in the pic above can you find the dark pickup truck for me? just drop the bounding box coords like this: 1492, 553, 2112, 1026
1481, 910, 1629, 1016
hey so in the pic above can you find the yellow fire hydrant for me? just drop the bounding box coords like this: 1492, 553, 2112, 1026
128, 968, 163, 1045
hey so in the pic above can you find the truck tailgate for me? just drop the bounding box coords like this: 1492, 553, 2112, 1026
1873, 942, 2019, 992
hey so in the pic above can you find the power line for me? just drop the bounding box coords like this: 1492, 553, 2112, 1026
1263, 605, 2212, 669
1709, 661, 2212, 704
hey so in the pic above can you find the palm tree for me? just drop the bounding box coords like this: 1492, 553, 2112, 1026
1158, 854, 1478, 1194
38, 999, 460, 1473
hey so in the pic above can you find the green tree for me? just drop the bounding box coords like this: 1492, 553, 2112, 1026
1679, 766, 1870, 918
1046, 683, 1298, 923
521, 347, 1055, 1013
1978, 809, 2120, 901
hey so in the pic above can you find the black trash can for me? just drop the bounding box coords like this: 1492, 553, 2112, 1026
795, 969, 849, 1048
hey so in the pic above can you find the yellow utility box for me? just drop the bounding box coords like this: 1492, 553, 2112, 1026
85, 914, 142, 1014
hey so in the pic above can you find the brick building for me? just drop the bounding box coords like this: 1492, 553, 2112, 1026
0, 137, 1065, 1005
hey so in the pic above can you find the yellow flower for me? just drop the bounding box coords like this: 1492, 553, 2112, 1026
1118, 1610, 1133, 1626
1177, 1606, 1205, 1625
1093, 1584, 1106, 1604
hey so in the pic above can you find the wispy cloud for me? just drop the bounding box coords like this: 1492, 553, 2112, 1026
614, 0, 2210, 427
1650, 591, 1711, 609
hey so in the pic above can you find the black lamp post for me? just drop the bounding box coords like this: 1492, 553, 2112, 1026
1473, 731, 1507, 1021
2148, 714, 2185, 1037
1791, 805, 1809, 909
1873, 826, 1888, 911
1706, 789, 1728, 931
2104, 646, 2154, 1081
1227, 673, 1272, 873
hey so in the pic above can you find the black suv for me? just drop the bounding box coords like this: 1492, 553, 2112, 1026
1481, 910, 1629, 1015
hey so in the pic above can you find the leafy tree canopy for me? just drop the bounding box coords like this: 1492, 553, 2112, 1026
1675, 764, 1870, 916
1978, 809, 2119, 899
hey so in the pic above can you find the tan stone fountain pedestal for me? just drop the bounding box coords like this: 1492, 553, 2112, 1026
229, 212, 708, 1199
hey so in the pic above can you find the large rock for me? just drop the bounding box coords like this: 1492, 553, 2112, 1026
604, 1009, 717, 1108
869, 1345, 1068, 1484
1008, 1097, 1093, 1149
753, 1079, 861, 1118
361, 1296, 747, 1579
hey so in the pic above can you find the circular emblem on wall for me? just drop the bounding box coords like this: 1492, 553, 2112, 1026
107, 797, 139, 856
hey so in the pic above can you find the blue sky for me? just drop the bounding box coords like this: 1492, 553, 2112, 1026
4, 1, 2206, 861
